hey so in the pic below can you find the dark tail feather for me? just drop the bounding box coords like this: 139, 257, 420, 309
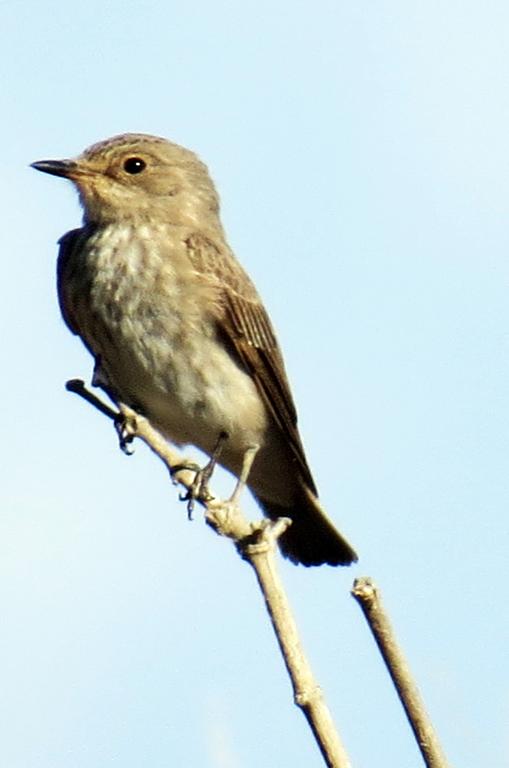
255, 486, 358, 567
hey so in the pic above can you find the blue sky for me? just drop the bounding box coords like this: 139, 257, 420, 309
2, 1, 508, 766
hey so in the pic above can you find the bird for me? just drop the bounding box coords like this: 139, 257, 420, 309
32, 133, 357, 567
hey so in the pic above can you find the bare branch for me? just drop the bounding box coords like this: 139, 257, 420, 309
66, 378, 118, 420
66, 380, 353, 768
351, 577, 450, 768
242, 523, 352, 768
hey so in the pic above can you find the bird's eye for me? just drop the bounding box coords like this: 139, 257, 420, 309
123, 157, 146, 174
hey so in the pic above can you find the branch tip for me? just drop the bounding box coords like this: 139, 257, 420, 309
351, 576, 378, 603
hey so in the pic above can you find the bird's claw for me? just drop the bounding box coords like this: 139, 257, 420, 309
181, 469, 215, 519
173, 432, 228, 518
170, 460, 202, 486
114, 413, 136, 455
169, 461, 215, 519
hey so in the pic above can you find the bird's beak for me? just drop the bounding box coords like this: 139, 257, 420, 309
30, 158, 82, 179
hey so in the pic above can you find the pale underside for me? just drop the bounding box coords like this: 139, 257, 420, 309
58, 221, 309, 505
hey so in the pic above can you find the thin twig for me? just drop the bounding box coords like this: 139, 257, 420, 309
351, 577, 450, 768
66, 379, 353, 768
66, 379, 118, 420
242, 525, 352, 768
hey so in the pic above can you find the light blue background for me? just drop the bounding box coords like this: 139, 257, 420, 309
2, 2, 507, 766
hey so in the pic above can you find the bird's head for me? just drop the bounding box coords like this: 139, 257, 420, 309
31, 133, 220, 226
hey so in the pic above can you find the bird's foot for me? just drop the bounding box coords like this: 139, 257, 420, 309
178, 465, 215, 519
176, 431, 229, 519
171, 460, 206, 518
114, 409, 137, 455
170, 460, 202, 486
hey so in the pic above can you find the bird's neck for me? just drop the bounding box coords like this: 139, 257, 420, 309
82, 198, 222, 232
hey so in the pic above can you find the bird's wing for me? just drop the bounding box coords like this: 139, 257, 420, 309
56, 228, 88, 337
186, 233, 317, 493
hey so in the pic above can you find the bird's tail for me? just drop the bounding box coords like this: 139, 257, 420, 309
254, 484, 358, 567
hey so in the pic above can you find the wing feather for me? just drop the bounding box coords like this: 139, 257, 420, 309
186, 233, 316, 492
57, 228, 87, 337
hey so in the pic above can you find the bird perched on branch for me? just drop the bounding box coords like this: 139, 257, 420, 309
32, 133, 357, 567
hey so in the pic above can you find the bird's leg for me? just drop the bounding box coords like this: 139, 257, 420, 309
204, 444, 260, 540
198, 430, 230, 493
228, 443, 260, 506
88, 359, 138, 456
179, 431, 229, 518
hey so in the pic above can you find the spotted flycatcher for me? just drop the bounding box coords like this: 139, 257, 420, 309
32, 134, 357, 566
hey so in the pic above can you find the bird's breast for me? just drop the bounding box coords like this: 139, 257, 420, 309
63, 222, 269, 453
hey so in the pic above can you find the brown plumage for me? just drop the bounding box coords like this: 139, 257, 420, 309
32, 133, 357, 566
